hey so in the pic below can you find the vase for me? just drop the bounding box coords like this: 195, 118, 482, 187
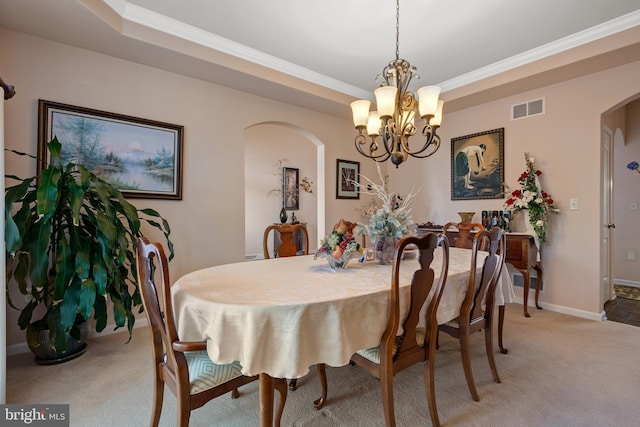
279, 206, 288, 223
321, 251, 360, 270
375, 236, 398, 265
457, 211, 476, 224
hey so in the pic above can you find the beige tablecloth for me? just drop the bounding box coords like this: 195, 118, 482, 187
172, 248, 514, 379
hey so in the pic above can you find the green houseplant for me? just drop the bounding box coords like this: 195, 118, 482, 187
5, 137, 173, 362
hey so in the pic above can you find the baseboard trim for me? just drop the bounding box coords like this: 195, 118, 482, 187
6, 318, 149, 357
613, 279, 640, 288
511, 297, 605, 321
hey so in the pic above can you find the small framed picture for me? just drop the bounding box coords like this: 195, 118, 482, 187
336, 159, 359, 199
283, 167, 299, 210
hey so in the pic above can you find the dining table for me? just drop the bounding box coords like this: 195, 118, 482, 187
172, 247, 514, 426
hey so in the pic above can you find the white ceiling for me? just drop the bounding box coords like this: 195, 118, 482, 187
1, 0, 639, 117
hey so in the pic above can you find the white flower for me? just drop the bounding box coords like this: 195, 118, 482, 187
534, 197, 544, 204
536, 219, 544, 227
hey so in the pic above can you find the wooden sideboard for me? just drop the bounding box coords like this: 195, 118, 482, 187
418, 227, 543, 317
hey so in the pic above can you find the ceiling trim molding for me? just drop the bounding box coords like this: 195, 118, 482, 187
82, 0, 370, 100
438, 9, 640, 92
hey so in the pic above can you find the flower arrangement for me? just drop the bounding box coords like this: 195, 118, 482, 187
504, 152, 559, 244
627, 161, 639, 175
353, 164, 418, 242
315, 219, 363, 268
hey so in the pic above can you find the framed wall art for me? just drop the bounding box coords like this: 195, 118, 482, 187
38, 99, 184, 200
336, 159, 359, 199
451, 127, 504, 200
283, 167, 299, 210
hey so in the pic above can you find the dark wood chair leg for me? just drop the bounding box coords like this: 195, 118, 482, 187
521, 268, 531, 317
460, 330, 480, 402
498, 305, 508, 354
484, 320, 501, 384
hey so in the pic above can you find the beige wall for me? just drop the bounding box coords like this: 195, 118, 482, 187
392, 60, 640, 317
3, 26, 640, 350
1, 28, 377, 350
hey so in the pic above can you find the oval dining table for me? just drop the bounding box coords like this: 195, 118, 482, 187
172, 248, 514, 426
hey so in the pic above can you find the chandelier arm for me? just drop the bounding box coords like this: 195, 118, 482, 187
354, 134, 393, 162
403, 126, 438, 156
405, 134, 441, 159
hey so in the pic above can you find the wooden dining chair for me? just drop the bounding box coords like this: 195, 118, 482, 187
437, 227, 506, 402
135, 237, 287, 427
263, 223, 309, 259
442, 221, 485, 249
350, 232, 450, 427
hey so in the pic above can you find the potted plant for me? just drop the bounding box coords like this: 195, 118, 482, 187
5, 137, 173, 363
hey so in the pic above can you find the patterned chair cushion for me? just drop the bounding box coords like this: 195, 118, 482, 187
356, 329, 427, 364
184, 351, 244, 394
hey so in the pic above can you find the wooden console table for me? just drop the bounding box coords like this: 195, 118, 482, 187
504, 233, 543, 317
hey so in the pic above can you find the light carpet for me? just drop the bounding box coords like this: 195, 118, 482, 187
6, 303, 640, 426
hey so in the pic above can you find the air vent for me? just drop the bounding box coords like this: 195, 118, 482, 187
511, 97, 545, 120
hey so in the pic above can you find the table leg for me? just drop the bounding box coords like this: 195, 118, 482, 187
259, 373, 287, 427
534, 264, 543, 310
259, 373, 274, 427
498, 305, 508, 354
520, 268, 531, 317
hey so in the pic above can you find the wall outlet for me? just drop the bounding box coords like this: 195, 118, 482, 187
569, 198, 579, 210
626, 250, 636, 261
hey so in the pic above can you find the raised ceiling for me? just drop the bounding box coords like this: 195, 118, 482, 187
1, 0, 639, 116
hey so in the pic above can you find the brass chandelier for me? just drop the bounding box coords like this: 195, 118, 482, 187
350, 0, 444, 168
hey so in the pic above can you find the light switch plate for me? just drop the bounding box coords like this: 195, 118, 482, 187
630, 201, 638, 211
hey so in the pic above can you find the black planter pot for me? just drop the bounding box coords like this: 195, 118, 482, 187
26, 322, 87, 365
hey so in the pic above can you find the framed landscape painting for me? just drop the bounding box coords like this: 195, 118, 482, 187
38, 100, 184, 199
451, 128, 504, 200
336, 159, 359, 199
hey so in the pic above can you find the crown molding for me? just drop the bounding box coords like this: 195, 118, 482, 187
82, 0, 371, 100
439, 9, 640, 92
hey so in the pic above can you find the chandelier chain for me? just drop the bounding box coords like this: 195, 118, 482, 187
395, 0, 400, 60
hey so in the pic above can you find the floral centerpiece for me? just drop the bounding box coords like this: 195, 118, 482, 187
354, 165, 418, 263
504, 152, 559, 244
315, 219, 363, 269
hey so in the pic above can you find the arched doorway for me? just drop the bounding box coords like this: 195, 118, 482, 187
244, 121, 325, 259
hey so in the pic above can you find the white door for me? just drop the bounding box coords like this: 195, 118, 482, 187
601, 127, 615, 306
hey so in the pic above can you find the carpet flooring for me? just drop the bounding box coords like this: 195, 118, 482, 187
6, 303, 640, 426
614, 284, 640, 301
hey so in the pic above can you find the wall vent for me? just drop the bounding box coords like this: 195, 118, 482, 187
511, 97, 545, 120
